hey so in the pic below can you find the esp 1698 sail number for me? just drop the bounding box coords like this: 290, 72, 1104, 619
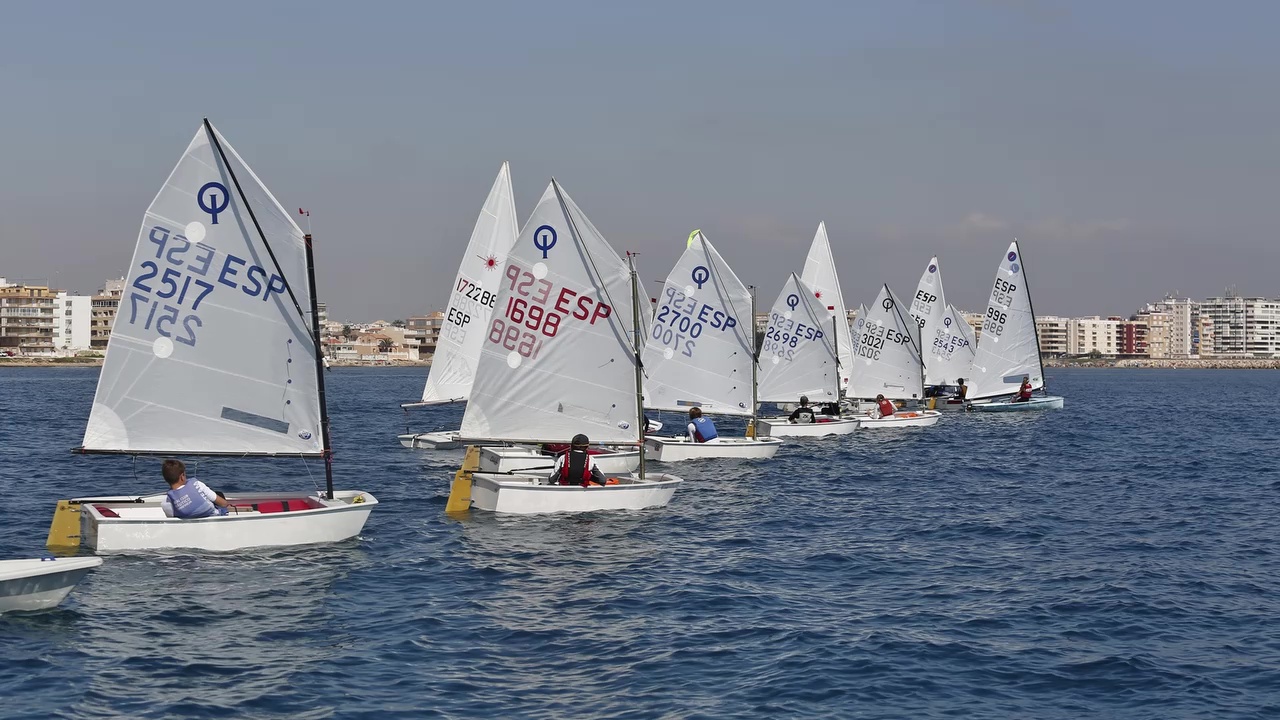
487, 261, 612, 361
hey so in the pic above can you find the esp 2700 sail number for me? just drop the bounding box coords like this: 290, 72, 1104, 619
651, 286, 738, 358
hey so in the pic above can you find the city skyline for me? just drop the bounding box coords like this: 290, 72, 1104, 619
3, 2, 1280, 319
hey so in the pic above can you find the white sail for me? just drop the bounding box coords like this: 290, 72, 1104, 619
642, 231, 754, 416
460, 180, 640, 443
850, 285, 925, 401
938, 304, 977, 384
756, 274, 839, 404
968, 241, 1045, 400
909, 257, 975, 386
800, 222, 855, 392
82, 121, 322, 455
416, 162, 519, 405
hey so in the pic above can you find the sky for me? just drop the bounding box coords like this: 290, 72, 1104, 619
1, 0, 1278, 320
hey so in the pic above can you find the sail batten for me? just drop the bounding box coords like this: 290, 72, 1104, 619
641, 231, 755, 417
418, 162, 520, 405
81, 122, 323, 456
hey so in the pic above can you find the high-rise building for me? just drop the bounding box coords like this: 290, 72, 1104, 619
90, 278, 125, 351
53, 292, 93, 352
1035, 316, 1070, 356
1069, 316, 1119, 357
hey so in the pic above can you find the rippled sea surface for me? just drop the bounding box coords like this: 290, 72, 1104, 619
3, 366, 1280, 719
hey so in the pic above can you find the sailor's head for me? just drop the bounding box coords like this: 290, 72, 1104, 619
876, 394, 886, 401
571, 433, 590, 449
799, 395, 809, 406
689, 407, 703, 419
1022, 375, 1029, 382
161, 458, 186, 486
956, 378, 965, 385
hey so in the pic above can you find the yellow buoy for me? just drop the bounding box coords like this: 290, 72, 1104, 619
45, 500, 83, 550
445, 445, 481, 514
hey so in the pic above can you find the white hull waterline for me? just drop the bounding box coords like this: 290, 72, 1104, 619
755, 417, 859, 437
479, 445, 640, 475
468, 472, 682, 514
0, 557, 103, 613
78, 491, 377, 554
970, 396, 1065, 412
858, 410, 942, 428
644, 436, 783, 462
399, 431, 462, 450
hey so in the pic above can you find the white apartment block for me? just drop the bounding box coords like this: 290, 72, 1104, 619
53, 292, 92, 352
1069, 316, 1120, 357
1035, 316, 1070, 356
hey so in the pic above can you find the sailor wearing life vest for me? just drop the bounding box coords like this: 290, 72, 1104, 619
789, 396, 816, 424
548, 434, 610, 487
687, 407, 719, 443
160, 459, 230, 518
1013, 375, 1033, 402
874, 394, 897, 418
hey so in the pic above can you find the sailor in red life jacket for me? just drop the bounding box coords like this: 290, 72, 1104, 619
874, 394, 897, 418
1013, 375, 1033, 403
687, 407, 719, 443
547, 434, 609, 487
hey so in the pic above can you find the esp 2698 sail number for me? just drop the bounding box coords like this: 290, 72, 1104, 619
984, 277, 1017, 339
126, 225, 289, 348
651, 286, 739, 358
762, 312, 824, 361
487, 261, 612, 360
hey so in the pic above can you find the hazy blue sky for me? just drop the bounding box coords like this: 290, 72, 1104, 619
2, 0, 1277, 319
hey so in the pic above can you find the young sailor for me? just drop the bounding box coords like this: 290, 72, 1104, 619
161, 459, 229, 519
956, 378, 968, 401
1013, 375, 1033, 403
874, 394, 897, 418
788, 396, 817, 424
687, 407, 719, 443
547, 434, 609, 487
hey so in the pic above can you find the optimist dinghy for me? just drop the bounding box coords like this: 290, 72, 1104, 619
642, 230, 782, 462
48, 120, 376, 554
755, 274, 858, 437
0, 557, 103, 614
800, 222, 857, 394
908, 257, 976, 401
398, 162, 520, 449
444, 180, 681, 514
849, 284, 941, 429
966, 240, 1065, 412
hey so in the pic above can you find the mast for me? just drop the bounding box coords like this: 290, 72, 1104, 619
750, 285, 758, 422
1017, 238, 1049, 394
629, 253, 646, 479
304, 234, 335, 500
832, 315, 840, 403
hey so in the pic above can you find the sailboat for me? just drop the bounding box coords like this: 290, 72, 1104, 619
641, 230, 783, 461
854, 285, 942, 428
755, 274, 859, 437
47, 120, 377, 554
399, 162, 519, 450
0, 557, 103, 613
445, 179, 682, 514
967, 240, 1065, 411
908, 257, 976, 409
800, 222, 856, 393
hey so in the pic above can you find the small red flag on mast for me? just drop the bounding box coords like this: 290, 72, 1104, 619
298, 208, 310, 216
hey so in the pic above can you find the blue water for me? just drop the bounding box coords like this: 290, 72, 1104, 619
3, 367, 1280, 719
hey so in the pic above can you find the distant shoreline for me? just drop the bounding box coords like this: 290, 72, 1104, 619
0, 358, 431, 368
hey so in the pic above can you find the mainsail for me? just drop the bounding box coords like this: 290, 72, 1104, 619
800, 222, 855, 392
82, 121, 322, 455
460, 180, 640, 443
850, 285, 925, 401
641, 231, 754, 416
756, 274, 839, 404
910, 256, 975, 386
968, 240, 1045, 400
415, 162, 519, 405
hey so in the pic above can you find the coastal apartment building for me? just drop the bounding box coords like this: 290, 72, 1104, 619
0, 279, 56, 356
53, 292, 92, 351
406, 312, 444, 357
1035, 316, 1070, 356
91, 278, 125, 351
1195, 294, 1280, 358
1069, 316, 1119, 357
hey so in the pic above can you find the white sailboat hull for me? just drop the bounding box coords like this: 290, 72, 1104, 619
78, 491, 377, 554
479, 445, 640, 475
469, 473, 681, 514
756, 417, 859, 437
399, 431, 462, 450
858, 410, 942, 428
644, 436, 783, 462
0, 557, 103, 613
970, 396, 1065, 412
